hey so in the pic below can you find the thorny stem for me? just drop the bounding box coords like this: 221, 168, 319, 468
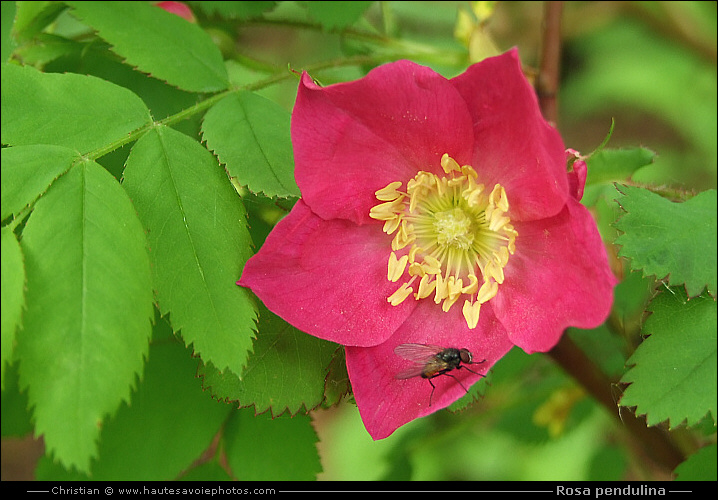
537, 1, 686, 474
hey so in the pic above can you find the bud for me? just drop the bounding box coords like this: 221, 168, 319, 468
156, 1, 196, 23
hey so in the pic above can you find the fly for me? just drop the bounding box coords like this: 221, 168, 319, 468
394, 343, 486, 406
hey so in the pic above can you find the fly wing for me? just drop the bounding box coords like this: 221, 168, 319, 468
394, 343, 442, 380
395, 364, 426, 380
394, 343, 442, 362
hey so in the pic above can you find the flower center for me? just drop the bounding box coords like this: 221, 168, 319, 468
369, 153, 518, 329
434, 208, 475, 250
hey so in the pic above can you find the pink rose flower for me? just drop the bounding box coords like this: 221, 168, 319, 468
238, 49, 616, 439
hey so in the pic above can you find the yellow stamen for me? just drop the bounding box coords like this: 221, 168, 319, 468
369, 196, 405, 220
388, 252, 409, 282
477, 280, 499, 303
382, 216, 402, 235
375, 181, 403, 201
461, 274, 479, 295
388, 282, 413, 306
369, 153, 517, 329
462, 300, 481, 329
416, 274, 437, 299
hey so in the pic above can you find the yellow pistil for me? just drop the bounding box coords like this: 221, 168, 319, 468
369, 153, 518, 329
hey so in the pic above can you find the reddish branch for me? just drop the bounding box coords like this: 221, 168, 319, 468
548, 335, 685, 473
536, 1, 563, 125
537, 0, 686, 474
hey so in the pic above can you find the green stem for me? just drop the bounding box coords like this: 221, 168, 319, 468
379, 1, 397, 36
85, 53, 398, 162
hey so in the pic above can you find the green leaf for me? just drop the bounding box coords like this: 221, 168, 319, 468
199, 304, 339, 416
202, 91, 300, 198
1, 227, 25, 389
447, 373, 491, 412
323, 346, 351, 406
674, 444, 718, 481
17, 160, 154, 473
585, 147, 656, 186
66, 1, 229, 93
305, 1, 374, 30
0, 63, 152, 152
122, 125, 256, 377
36, 326, 231, 481
1, 2, 18, 63
89, 335, 230, 480
11, 1, 67, 43
1, 145, 79, 220
13, 33, 83, 68
620, 287, 717, 428
179, 460, 233, 481
614, 185, 717, 297
1, 363, 34, 437
223, 409, 321, 480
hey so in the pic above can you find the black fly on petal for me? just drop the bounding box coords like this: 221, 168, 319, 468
394, 343, 485, 406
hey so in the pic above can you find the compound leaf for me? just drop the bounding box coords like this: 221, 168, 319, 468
36, 327, 231, 481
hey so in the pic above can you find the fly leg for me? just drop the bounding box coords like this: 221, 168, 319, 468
428, 378, 436, 407
427, 370, 468, 406
426, 365, 486, 406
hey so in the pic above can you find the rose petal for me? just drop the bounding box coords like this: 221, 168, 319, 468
238, 200, 416, 346
292, 62, 475, 225
492, 198, 617, 353
451, 49, 569, 221
346, 299, 513, 440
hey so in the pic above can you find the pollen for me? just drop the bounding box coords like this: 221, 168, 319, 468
369, 153, 518, 329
